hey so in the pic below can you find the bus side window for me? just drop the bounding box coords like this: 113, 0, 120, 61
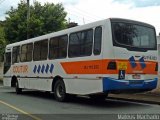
27, 43, 33, 61
94, 26, 102, 55
21, 43, 33, 62
49, 35, 68, 59
69, 29, 93, 57
12, 46, 20, 64
33, 40, 48, 61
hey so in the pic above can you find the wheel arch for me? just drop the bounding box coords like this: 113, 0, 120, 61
52, 75, 63, 92
11, 75, 17, 87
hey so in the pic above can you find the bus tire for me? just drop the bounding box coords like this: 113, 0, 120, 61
54, 80, 68, 102
15, 80, 22, 94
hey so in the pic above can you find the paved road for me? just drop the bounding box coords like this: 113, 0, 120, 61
0, 84, 160, 120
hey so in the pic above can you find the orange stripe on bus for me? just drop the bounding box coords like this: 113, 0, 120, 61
60, 59, 157, 75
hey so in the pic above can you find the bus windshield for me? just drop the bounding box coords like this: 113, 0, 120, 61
112, 22, 156, 50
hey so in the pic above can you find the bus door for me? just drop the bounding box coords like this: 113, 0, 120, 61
3, 50, 11, 86
4, 52, 11, 76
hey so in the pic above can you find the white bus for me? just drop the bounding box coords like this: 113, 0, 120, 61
3, 18, 158, 102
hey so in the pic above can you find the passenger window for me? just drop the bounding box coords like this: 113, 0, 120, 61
49, 35, 68, 59
3, 52, 11, 74
12, 46, 20, 64
69, 29, 93, 57
21, 43, 33, 62
27, 44, 33, 61
33, 40, 48, 61
94, 26, 102, 55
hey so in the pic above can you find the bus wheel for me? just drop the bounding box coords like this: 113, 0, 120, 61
54, 80, 67, 102
15, 80, 22, 94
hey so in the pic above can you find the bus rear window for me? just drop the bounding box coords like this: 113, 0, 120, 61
112, 22, 156, 50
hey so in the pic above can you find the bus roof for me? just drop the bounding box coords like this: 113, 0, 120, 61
6, 18, 155, 48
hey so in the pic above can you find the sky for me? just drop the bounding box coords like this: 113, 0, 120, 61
0, 0, 160, 35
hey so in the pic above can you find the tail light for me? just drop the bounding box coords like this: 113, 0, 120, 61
107, 61, 117, 70
155, 62, 158, 71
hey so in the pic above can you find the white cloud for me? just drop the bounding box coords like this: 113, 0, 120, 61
64, 0, 160, 34
0, 0, 19, 20
37, 0, 79, 5
0, 0, 160, 34
113, 0, 160, 7
65, 0, 132, 23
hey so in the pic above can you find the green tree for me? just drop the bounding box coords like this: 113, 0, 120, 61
4, 0, 67, 43
0, 21, 7, 61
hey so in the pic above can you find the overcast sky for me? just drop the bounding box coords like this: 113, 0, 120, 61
0, 0, 160, 35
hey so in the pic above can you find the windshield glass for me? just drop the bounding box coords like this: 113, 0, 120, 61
112, 22, 156, 49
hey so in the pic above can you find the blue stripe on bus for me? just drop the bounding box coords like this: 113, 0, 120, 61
33, 64, 54, 74
103, 77, 158, 92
